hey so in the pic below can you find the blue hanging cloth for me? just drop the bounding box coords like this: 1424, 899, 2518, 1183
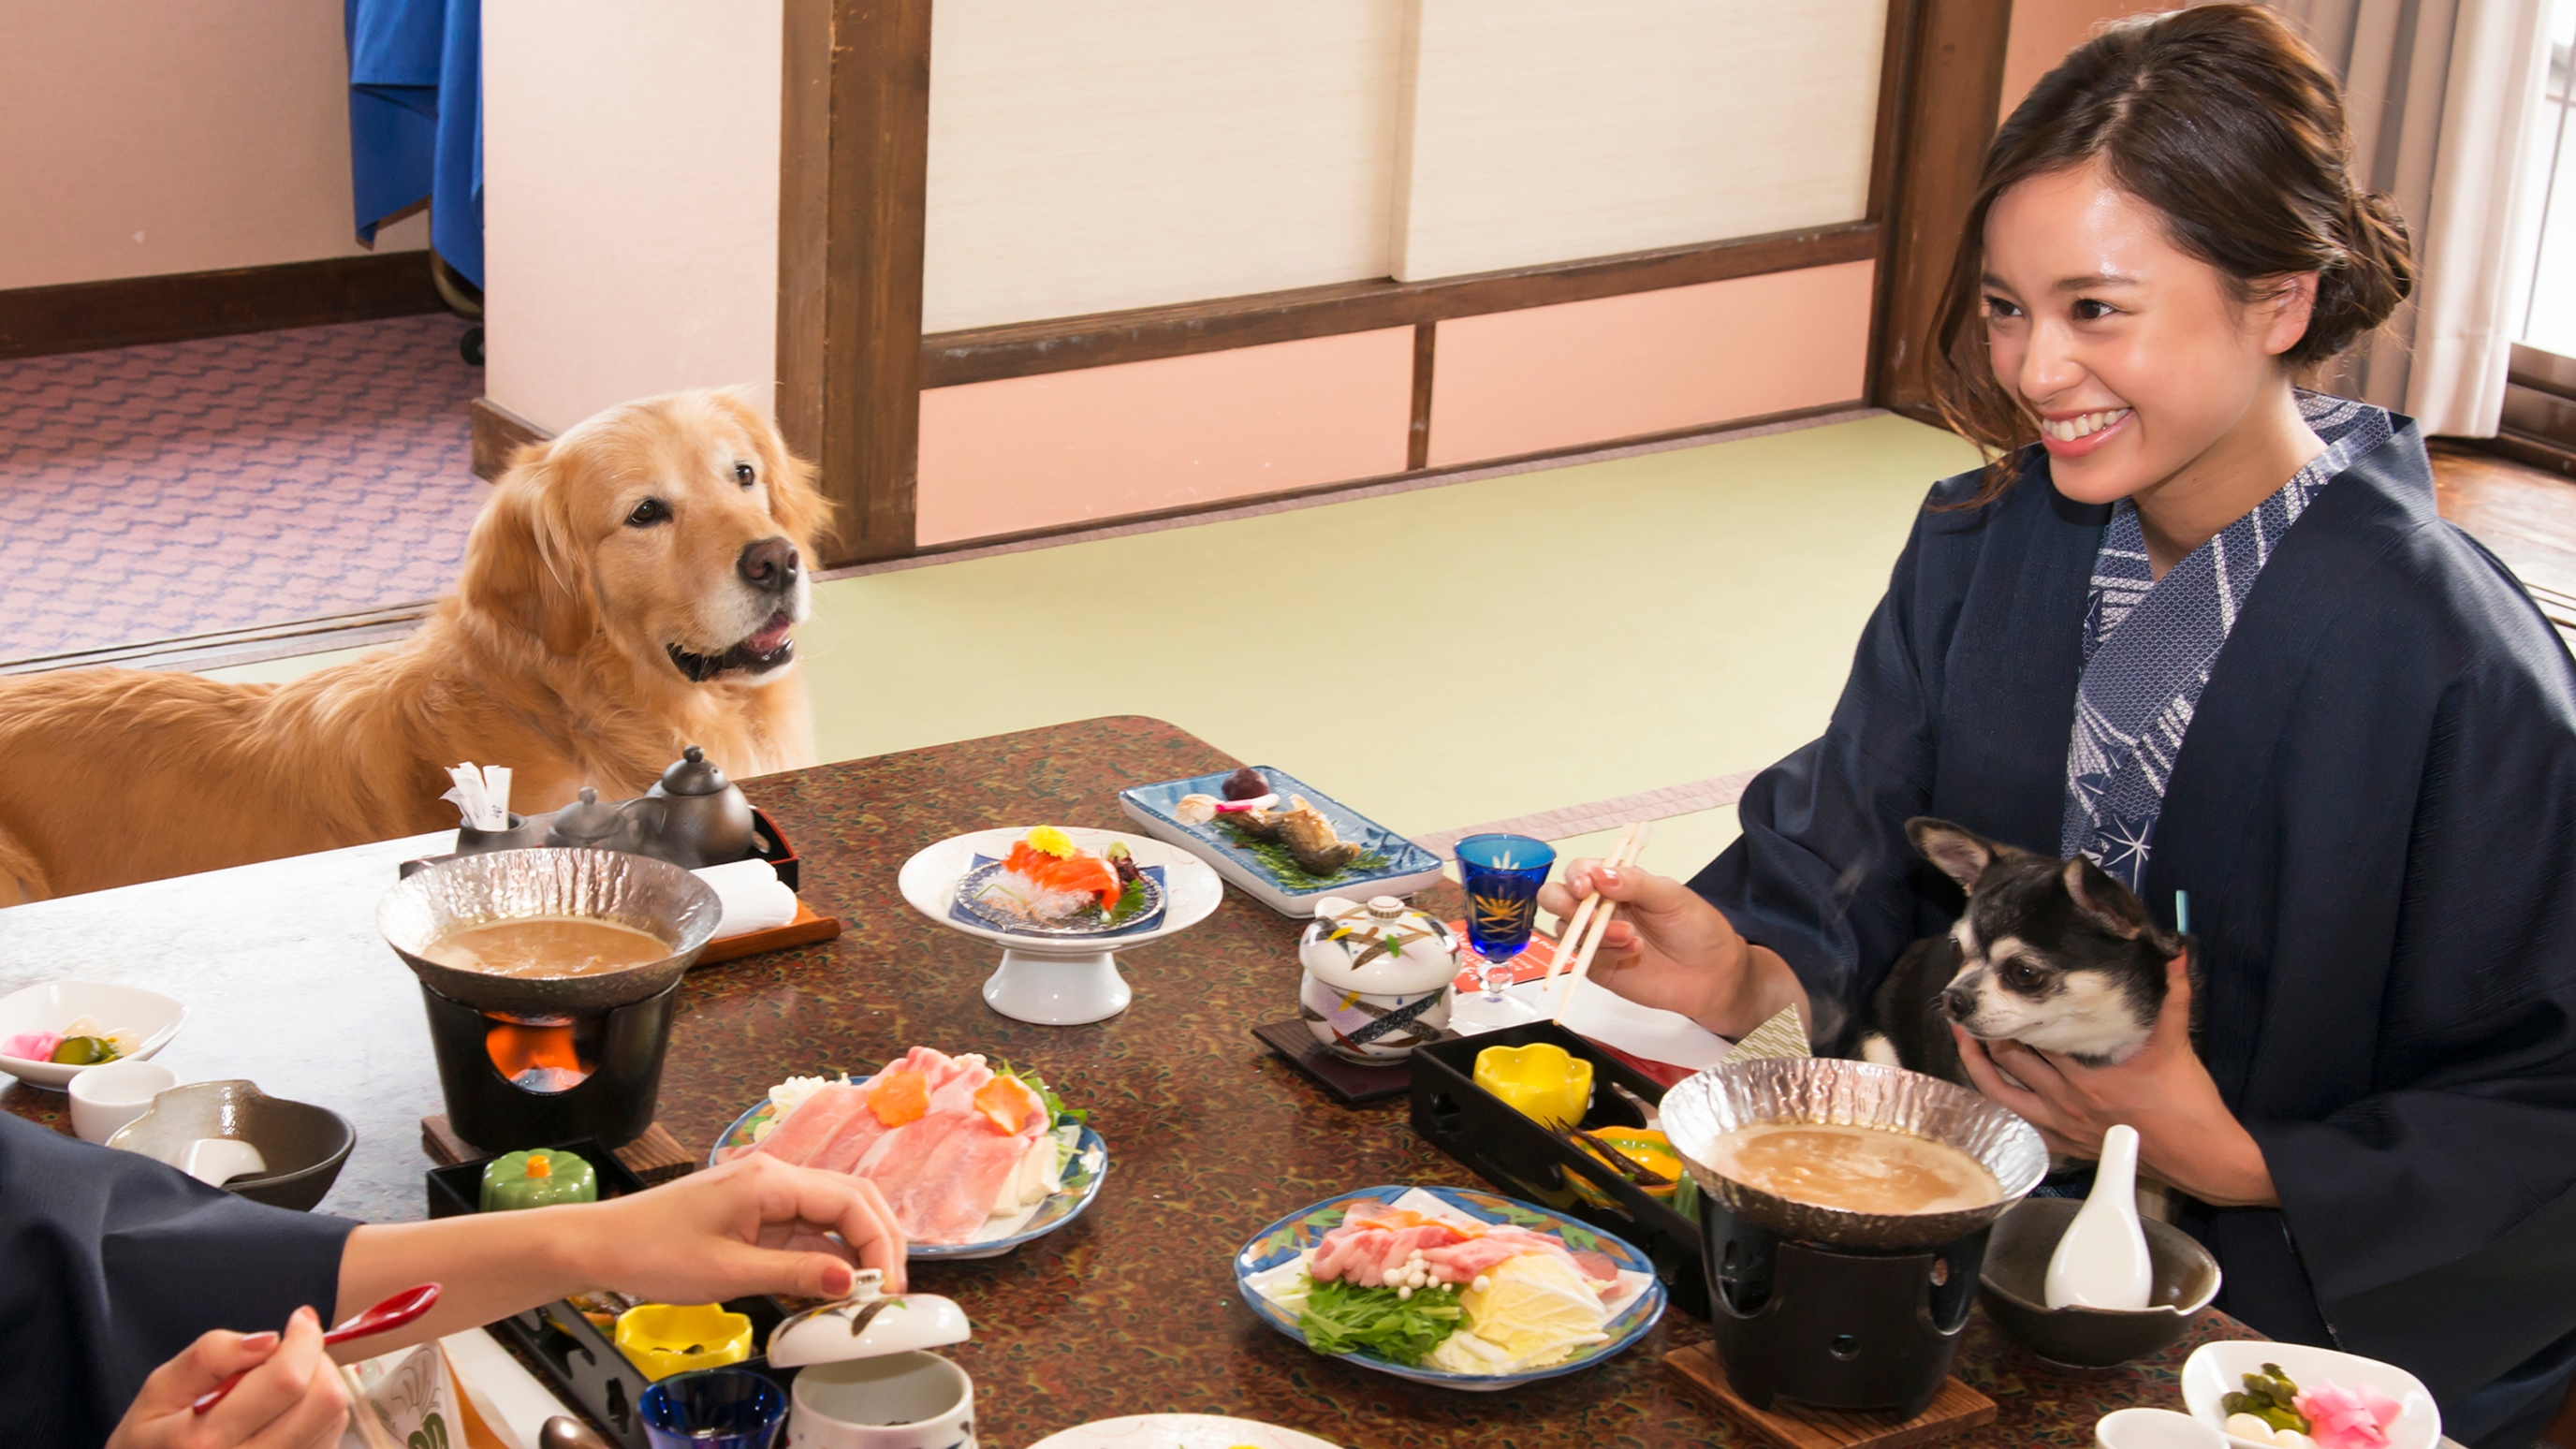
344, 0, 483, 287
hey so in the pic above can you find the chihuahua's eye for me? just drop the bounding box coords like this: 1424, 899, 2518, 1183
733, 461, 755, 487
2005, 960, 2046, 989
625, 498, 672, 528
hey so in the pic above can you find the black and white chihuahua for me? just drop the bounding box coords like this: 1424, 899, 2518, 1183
1863, 817, 2198, 1088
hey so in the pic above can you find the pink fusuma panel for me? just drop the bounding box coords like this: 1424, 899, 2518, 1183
915, 328, 1415, 547
1426, 259, 1875, 468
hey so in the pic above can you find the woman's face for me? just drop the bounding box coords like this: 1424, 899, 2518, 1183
1981, 161, 2313, 506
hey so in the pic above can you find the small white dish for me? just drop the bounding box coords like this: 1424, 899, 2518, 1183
1028, 1415, 1344, 1449
2098, 1407, 2228, 1449
0, 981, 185, 1090
2181, 1340, 2441, 1449
67, 1059, 179, 1143
896, 827, 1222, 1026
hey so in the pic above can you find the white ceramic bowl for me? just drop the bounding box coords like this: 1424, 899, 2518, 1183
0, 981, 185, 1090
2181, 1340, 2441, 1449
67, 1059, 180, 1143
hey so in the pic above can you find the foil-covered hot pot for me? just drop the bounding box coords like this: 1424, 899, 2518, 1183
1661, 1056, 2050, 1251
379, 849, 720, 1152
1661, 1057, 2051, 1416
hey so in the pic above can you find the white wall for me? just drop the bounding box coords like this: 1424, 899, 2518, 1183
0, 3, 426, 291
482, 3, 783, 435
922, 0, 1405, 334
1391, 0, 1886, 281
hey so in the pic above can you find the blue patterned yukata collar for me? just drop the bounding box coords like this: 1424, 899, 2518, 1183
2061, 391, 2393, 890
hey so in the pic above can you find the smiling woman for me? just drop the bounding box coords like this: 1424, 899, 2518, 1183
1531, 8, 2576, 1445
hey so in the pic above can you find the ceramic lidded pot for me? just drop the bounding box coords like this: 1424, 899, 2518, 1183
1297, 895, 1459, 1062
770, 1270, 978, 1449
641, 745, 758, 869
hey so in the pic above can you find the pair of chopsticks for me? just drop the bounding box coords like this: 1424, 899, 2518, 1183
1544, 819, 1652, 1022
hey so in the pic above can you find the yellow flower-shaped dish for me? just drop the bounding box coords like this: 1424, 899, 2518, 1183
1472, 1042, 1593, 1131
614, 1302, 753, 1380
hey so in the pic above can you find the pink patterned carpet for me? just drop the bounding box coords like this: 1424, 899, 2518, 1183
0, 315, 486, 666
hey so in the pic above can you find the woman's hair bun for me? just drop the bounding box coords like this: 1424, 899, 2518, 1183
2302, 187, 2415, 365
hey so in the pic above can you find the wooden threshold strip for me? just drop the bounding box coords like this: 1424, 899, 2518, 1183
921, 221, 1879, 388
0, 600, 435, 677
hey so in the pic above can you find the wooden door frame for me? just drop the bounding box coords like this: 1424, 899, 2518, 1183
775, 0, 2012, 568
1867, 0, 2012, 423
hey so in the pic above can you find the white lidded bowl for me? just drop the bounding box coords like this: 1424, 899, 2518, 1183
0, 981, 185, 1090
2180, 1339, 2441, 1449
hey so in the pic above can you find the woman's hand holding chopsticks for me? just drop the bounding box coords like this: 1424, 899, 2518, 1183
1536, 862, 1813, 1042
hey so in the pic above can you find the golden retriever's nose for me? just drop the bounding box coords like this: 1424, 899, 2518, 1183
738, 536, 800, 595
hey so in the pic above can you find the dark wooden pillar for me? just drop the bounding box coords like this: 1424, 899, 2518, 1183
778, 0, 931, 567
1866, 0, 2012, 422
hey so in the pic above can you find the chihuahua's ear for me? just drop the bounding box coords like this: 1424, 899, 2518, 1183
2062, 856, 2156, 941
1907, 817, 2016, 891
460, 447, 597, 657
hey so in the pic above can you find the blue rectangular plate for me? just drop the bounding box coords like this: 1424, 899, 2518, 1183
1118, 766, 1445, 917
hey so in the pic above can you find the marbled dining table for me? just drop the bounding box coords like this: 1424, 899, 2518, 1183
1, 715, 2258, 1447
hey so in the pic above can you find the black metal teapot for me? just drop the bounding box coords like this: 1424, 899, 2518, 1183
537, 746, 757, 870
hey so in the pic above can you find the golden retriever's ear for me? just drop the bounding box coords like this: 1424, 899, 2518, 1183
717, 386, 835, 558
460, 453, 598, 656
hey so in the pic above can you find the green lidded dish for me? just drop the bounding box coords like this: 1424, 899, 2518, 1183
480, 1149, 599, 1211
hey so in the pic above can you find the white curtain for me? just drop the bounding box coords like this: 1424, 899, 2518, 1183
2271, 0, 2552, 435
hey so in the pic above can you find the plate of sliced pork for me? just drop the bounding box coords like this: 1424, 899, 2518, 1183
713, 1045, 1107, 1260
1235, 1184, 1664, 1389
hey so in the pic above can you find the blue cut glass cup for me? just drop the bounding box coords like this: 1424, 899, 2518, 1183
639, 1367, 788, 1449
1455, 833, 1557, 1002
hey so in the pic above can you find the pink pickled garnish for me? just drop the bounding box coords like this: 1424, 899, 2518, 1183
2293, 1380, 2402, 1449
1, 1032, 61, 1061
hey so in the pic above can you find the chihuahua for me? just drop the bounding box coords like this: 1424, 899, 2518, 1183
1862, 817, 2197, 1088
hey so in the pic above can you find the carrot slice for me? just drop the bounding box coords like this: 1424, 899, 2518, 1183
973, 1076, 1036, 1134
868, 1068, 930, 1126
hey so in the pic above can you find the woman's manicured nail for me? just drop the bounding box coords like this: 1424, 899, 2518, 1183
822, 1263, 853, 1295
1599, 867, 1621, 886
240, 1331, 280, 1353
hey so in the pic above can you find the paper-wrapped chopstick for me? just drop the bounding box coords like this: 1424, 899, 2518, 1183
440, 763, 515, 831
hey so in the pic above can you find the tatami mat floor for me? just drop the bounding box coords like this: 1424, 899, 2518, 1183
209, 413, 1983, 879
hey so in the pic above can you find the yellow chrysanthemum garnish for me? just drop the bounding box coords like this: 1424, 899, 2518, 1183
1025, 825, 1076, 857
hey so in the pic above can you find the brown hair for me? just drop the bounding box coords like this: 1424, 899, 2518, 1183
1925, 3, 2414, 505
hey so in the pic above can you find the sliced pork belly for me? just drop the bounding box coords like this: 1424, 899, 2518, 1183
747, 1082, 871, 1166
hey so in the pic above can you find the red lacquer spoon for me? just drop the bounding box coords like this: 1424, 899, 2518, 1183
192, 1283, 442, 1413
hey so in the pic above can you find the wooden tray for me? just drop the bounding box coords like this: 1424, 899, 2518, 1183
421, 1114, 699, 1185
1662, 1342, 1997, 1449
695, 899, 842, 965
1251, 1018, 1416, 1105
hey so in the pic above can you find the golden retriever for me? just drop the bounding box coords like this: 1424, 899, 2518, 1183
0, 388, 829, 904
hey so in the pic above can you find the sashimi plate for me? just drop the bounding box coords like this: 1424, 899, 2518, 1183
898, 827, 1221, 953
953, 857, 1165, 939
713, 1076, 1109, 1262
1120, 767, 1443, 917
1028, 1416, 1343, 1449
1233, 1183, 1665, 1391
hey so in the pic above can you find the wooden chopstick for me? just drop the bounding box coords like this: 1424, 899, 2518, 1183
1553, 820, 1653, 1022
1544, 822, 1637, 988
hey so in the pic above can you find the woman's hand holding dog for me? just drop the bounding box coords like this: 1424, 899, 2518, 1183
1954, 954, 2279, 1208
1538, 861, 1813, 1043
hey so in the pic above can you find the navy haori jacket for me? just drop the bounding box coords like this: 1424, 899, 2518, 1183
1690, 419, 2576, 1441
0, 1112, 353, 1447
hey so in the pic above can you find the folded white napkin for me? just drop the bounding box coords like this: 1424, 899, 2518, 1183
692, 858, 798, 941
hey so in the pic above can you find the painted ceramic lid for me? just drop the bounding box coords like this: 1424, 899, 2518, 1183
764, 1272, 973, 1367
1298, 895, 1456, 994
